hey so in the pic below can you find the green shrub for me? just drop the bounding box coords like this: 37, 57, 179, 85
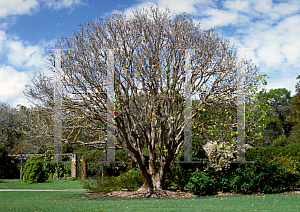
22, 155, 47, 184
0, 144, 19, 179
231, 159, 297, 194
68, 177, 77, 181
163, 163, 192, 191
186, 170, 217, 196
268, 156, 300, 176
83, 175, 119, 192
200, 162, 237, 193
43, 150, 52, 179
273, 135, 290, 147
217, 173, 235, 192
246, 143, 300, 161
83, 168, 143, 193
0, 144, 8, 179
164, 141, 208, 191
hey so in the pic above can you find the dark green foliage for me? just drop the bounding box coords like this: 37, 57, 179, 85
163, 139, 208, 190
231, 159, 297, 194
83, 169, 143, 193
115, 169, 144, 190
200, 166, 236, 193
246, 143, 300, 161
0, 144, 19, 179
68, 177, 77, 181
75, 147, 131, 178
43, 150, 52, 179
217, 174, 234, 192
245, 143, 300, 187
22, 155, 47, 184
186, 170, 217, 196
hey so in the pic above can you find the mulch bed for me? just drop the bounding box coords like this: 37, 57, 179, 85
85, 188, 300, 198
85, 190, 239, 198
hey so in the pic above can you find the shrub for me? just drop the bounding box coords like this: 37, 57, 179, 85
0, 144, 19, 179
83, 168, 143, 193
116, 169, 144, 190
186, 170, 217, 196
268, 156, 300, 188
164, 141, 208, 190
268, 156, 300, 176
43, 150, 52, 179
273, 135, 290, 147
231, 159, 297, 194
218, 175, 234, 192
22, 155, 47, 184
203, 140, 236, 172
68, 177, 77, 181
202, 165, 236, 193
246, 143, 300, 161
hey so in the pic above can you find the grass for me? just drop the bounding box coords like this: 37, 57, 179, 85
1, 179, 300, 211
0, 179, 84, 190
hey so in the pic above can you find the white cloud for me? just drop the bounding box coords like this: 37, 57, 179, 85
107, 0, 217, 21
42, 0, 85, 10
158, 0, 199, 14
224, 0, 249, 11
254, 0, 272, 13
271, 2, 300, 19
200, 9, 238, 29
257, 43, 283, 67
0, 30, 6, 53
0, 0, 86, 19
7, 40, 47, 68
238, 13, 300, 69
265, 71, 299, 96
0, 0, 39, 18
0, 65, 30, 106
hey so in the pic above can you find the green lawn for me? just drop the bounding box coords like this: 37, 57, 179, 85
0, 179, 84, 190
0, 179, 300, 211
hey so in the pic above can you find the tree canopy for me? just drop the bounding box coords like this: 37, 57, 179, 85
24, 5, 268, 191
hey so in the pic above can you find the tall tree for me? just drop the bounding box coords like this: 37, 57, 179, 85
0, 102, 26, 153
24, 5, 266, 191
257, 88, 294, 146
287, 75, 300, 143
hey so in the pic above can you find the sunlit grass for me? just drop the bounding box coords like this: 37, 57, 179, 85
0, 179, 300, 211
0, 179, 84, 190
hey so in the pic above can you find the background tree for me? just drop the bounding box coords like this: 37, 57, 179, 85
255, 88, 294, 146
193, 73, 272, 148
287, 75, 300, 143
24, 5, 267, 191
0, 102, 27, 154
0, 144, 19, 179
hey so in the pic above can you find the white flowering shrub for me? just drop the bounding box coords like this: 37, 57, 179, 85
203, 140, 237, 172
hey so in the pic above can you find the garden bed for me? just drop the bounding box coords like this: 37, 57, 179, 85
86, 188, 300, 198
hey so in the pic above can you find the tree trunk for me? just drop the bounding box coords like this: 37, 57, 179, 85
137, 161, 169, 191
81, 154, 86, 179
71, 153, 77, 178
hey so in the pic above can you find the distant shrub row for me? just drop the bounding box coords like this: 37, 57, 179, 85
187, 159, 300, 195
245, 143, 300, 161
83, 169, 143, 193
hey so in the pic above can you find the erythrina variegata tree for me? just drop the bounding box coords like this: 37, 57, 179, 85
24, 4, 267, 191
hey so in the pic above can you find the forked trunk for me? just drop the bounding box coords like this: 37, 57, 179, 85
138, 161, 169, 191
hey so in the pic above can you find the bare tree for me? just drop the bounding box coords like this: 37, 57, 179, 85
24, 5, 264, 191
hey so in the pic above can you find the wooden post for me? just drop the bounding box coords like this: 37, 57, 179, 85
20, 152, 23, 180
81, 154, 86, 179
56, 160, 59, 180
71, 153, 77, 178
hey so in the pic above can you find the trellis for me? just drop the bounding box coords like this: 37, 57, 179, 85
48, 48, 122, 164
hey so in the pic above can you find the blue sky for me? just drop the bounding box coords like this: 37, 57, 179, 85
0, 0, 299, 107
